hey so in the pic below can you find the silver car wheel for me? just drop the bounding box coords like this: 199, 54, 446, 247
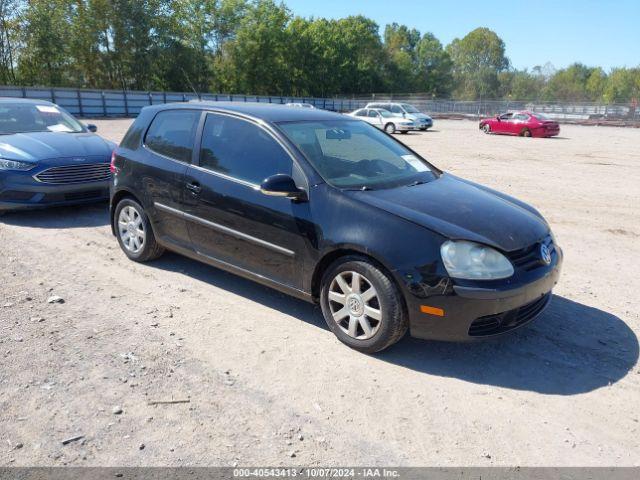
328, 271, 382, 340
118, 205, 146, 254
384, 123, 395, 134
483, 123, 491, 134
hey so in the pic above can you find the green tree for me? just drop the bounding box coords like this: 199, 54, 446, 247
603, 67, 640, 103
17, 0, 74, 86
446, 27, 509, 99
216, 0, 290, 95
544, 63, 604, 102
383, 23, 420, 92
0, 0, 21, 84
498, 69, 546, 101
415, 32, 453, 97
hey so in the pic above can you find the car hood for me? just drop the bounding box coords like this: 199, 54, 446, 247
346, 173, 549, 252
0, 131, 114, 163
409, 113, 432, 120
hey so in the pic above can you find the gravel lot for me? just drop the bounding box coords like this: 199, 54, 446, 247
1, 118, 639, 466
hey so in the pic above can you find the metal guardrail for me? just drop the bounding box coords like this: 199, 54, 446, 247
1, 86, 638, 124
0, 85, 370, 117
353, 95, 640, 123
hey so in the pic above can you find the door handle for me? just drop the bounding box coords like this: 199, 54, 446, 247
186, 182, 202, 195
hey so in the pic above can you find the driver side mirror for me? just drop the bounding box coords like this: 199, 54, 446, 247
260, 174, 306, 201
86, 124, 98, 133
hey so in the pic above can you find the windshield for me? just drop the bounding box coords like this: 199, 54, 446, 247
401, 104, 420, 113
278, 120, 436, 189
0, 103, 84, 135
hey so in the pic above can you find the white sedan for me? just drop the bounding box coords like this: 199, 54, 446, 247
348, 108, 417, 134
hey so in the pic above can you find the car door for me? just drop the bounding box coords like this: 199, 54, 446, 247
182, 112, 309, 289
389, 104, 404, 118
367, 109, 383, 128
495, 113, 514, 134
140, 109, 202, 248
512, 113, 530, 134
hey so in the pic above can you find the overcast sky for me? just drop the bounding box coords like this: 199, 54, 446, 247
284, 0, 640, 71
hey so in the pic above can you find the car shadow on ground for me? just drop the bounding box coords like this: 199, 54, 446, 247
149, 253, 638, 396
0, 202, 110, 228
379, 295, 638, 395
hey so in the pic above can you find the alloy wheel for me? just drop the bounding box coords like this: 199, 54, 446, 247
118, 205, 146, 254
328, 271, 382, 340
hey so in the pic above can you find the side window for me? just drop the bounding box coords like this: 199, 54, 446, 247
199, 113, 292, 185
145, 110, 200, 163
354, 109, 367, 117
499, 113, 513, 121
367, 110, 379, 118
390, 105, 403, 114
514, 114, 529, 122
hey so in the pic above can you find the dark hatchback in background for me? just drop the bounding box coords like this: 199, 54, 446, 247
0, 98, 115, 213
110, 102, 562, 353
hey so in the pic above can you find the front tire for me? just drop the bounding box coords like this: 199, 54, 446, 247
482, 123, 491, 134
320, 257, 408, 353
115, 198, 164, 262
384, 123, 396, 134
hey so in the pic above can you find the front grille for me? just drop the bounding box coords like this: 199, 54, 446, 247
468, 293, 551, 337
35, 163, 111, 185
507, 235, 554, 271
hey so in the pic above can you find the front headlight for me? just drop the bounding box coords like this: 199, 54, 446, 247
441, 240, 514, 280
0, 159, 35, 171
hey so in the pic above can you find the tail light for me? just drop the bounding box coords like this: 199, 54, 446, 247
109, 150, 117, 174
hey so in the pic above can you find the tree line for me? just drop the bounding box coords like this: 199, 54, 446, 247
1, 0, 639, 103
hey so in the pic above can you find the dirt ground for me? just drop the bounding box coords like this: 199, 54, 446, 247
1, 118, 639, 467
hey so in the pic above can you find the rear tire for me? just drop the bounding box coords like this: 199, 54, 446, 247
114, 198, 164, 262
384, 123, 396, 134
521, 128, 532, 137
320, 256, 408, 353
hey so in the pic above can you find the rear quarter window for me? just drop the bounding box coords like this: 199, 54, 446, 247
144, 110, 201, 163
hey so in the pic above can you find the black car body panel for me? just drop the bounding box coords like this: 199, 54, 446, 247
0, 98, 116, 211
110, 102, 562, 342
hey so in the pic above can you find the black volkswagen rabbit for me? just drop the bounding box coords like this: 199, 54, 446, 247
110, 103, 562, 353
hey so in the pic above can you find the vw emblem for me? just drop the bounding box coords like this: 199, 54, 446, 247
540, 244, 552, 265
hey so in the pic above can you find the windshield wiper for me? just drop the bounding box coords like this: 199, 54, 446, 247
344, 185, 374, 191
406, 180, 427, 187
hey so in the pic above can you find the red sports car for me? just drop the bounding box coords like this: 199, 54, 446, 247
479, 111, 560, 137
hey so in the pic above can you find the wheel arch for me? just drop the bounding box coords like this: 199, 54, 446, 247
110, 188, 143, 235
311, 247, 401, 302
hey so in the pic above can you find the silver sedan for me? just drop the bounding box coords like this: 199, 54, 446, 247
348, 108, 417, 134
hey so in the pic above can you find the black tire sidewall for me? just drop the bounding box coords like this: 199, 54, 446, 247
114, 198, 156, 262
319, 257, 406, 353
384, 123, 395, 134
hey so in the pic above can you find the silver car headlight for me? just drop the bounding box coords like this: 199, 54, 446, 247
441, 240, 514, 280
0, 159, 35, 171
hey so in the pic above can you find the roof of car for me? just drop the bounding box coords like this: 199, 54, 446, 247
0, 97, 54, 105
155, 101, 346, 123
